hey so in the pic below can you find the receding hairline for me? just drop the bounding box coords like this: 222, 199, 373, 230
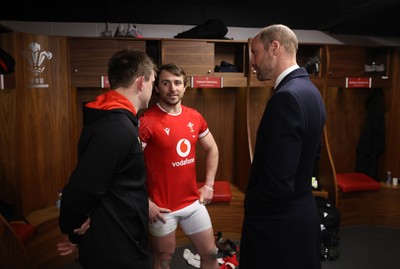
257, 24, 298, 54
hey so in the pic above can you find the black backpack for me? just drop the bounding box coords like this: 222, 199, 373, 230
174, 19, 228, 39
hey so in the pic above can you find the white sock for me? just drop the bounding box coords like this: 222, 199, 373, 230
183, 248, 201, 268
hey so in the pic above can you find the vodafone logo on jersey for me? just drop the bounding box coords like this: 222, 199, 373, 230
172, 139, 195, 167
176, 139, 191, 157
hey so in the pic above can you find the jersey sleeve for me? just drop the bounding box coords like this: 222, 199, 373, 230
138, 114, 151, 145
196, 110, 209, 138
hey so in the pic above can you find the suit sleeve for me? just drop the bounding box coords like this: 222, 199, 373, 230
251, 91, 305, 207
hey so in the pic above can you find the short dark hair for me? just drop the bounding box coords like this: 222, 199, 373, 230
107, 49, 157, 89
155, 63, 187, 87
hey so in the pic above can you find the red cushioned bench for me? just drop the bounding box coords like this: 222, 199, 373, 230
336, 173, 381, 193
336, 173, 390, 227
10, 222, 36, 244
197, 180, 232, 203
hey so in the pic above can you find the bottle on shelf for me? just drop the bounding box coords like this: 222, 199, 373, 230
386, 171, 392, 185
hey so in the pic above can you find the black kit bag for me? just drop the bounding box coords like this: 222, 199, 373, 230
0, 48, 15, 74
315, 196, 340, 261
174, 18, 228, 39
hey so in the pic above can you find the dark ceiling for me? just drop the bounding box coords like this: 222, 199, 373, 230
2, 0, 400, 37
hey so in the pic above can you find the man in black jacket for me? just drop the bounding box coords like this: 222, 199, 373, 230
58, 49, 157, 269
240, 24, 326, 269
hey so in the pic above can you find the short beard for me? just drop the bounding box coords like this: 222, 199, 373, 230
159, 95, 181, 106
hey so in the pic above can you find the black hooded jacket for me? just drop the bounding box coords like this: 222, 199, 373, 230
59, 103, 150, 269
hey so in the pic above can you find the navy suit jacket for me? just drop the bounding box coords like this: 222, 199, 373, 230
240, 67, 326, 269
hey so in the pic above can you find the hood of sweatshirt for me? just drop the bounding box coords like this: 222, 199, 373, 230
82, 90, 137, 126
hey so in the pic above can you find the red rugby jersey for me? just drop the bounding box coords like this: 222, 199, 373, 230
139, 104, 209, 211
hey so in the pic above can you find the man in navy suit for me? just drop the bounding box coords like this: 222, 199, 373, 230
240, 24, 326, 269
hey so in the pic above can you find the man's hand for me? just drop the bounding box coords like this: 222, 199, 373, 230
73, 217, 91, 235
57, 237, 78, 256
148, 199, 171, 224
199, 185, 214, 205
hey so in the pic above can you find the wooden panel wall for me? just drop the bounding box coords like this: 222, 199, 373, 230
324, 87, 371, 173
248, 86, 274, 159
180, 87, 237, 183
0, 32, 19, 215
324, 47, 400, 182
15, 33, 71, 216
230, 86, 274, 192
0, 32, 71, 217
70, 38, 146, 87
161, 40, 214, 76
381, 48, 400, 179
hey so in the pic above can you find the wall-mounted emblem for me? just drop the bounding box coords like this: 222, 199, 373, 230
24, 42, 53, 88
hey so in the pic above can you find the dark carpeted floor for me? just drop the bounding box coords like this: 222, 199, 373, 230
171, 226, 400, 269
62, 226, 400, 269
321, 226, 400, 269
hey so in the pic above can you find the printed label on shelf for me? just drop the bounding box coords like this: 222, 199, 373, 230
345, 77, 372, 88
191, 76, 223, 88
101, 75, 110, 88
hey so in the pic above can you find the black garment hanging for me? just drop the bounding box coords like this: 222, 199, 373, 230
355, 88, 385, 180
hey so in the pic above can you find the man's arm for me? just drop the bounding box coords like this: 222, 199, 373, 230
198, 132, 219, 203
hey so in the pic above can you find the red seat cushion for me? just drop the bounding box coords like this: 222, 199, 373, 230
197, 181, 232, 202
336, 173, 381, 193
10, 222, 36, 244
